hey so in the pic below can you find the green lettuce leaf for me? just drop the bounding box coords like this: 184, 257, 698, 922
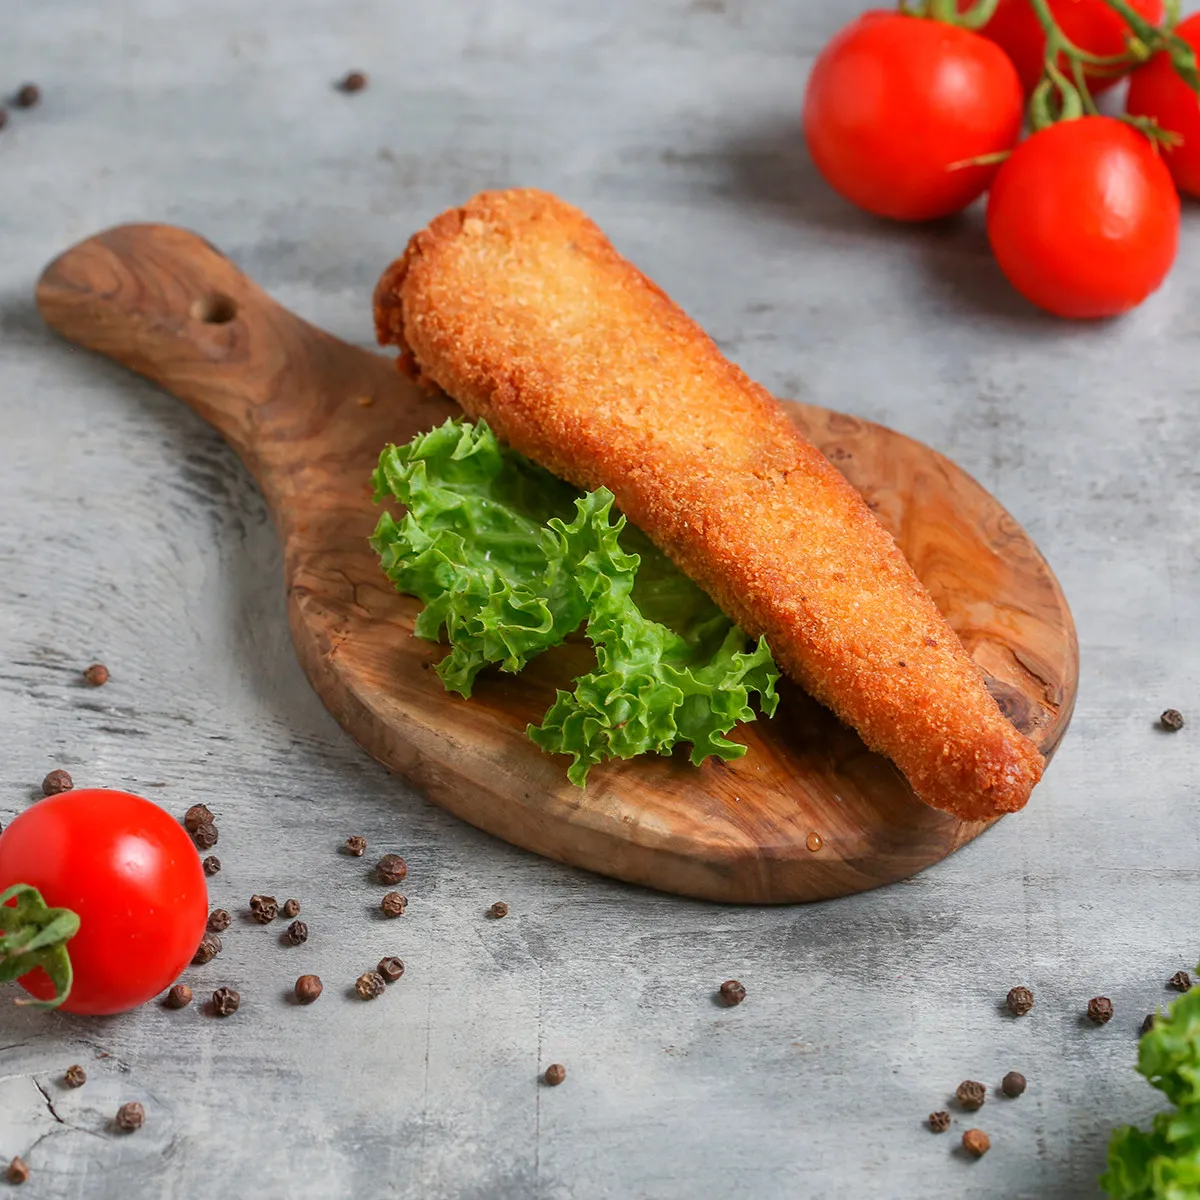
1103, 979, 1200, 1198
370, 417, 779, 784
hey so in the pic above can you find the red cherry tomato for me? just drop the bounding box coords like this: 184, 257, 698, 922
967, 0, 1164, 96
1127, 12, 1200, 197
0, 789, 208, 1015
986, 116, 1179, 319
803, 12, 1023, 221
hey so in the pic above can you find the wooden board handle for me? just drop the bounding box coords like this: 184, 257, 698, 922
35, 224, 329, 463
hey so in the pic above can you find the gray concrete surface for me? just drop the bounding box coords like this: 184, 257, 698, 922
2, 1, 1198, 1196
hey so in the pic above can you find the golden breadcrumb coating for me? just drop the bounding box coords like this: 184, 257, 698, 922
374, 189, 1044, 820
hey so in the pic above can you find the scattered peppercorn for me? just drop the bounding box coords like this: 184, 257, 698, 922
249, 894, 278, 923
295, 974, 323, 1004
6, 1157, 28, 1184
115, 1101, 145, 1132
83, 662, 109, 686
282, 899, 300, 919
192, 821, 219, 849
1006, 985, 1034, 1016
338, 70, 368, 93
378, 956, 405, 983
211, 986, 240, 1016
962, 1129, 990, 1158
1160, 708, 1185, 732
1088, 996, 1114, 1025
1170, 970, 1192, 992
345, 835, 366, 857
0, 111, 7, 132
184, 803, 214, 832
928, 1111, 951, 1133
956, 1080, 986, 1111
42, 768, 73, 796
356, 971, 387, 1000
64, 1064, 87, 1088
381, 892, 407, 918
1142, 1013, 1157, 1035
285, 920, 308, 946
202, 855, 221, 876
376, 854, 407, 885
719, 980, 746, 1007
1001, 1071, 1026, 1098
192, 933, 222, 965
14, 84, 40, 109
165, 984, 192, 1009
488, 901, 509, 919
207, 908, 231, 933
544, 1063, 567, 1086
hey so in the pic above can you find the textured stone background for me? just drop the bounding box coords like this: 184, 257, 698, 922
1, 1, 1198, 1196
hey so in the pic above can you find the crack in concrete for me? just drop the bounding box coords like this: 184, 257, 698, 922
32, 1078, 63, 1125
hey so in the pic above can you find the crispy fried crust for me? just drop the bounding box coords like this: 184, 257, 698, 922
374, 189, 1044, 820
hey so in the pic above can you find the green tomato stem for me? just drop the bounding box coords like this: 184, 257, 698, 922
0, 884, 78, 1009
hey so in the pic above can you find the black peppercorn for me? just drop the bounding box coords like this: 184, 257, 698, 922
183, 803, 214, 832
929, 1111, 950, 1133
1006, 985, 1034, 1016
83, 662, 109, 686
14, 84, 40, 109
956, 1080, 986, 1111
64, 1064, 87, 1088
284, 920, 308, 946
381, 892, 407, 918
165, 984, 192, 1009
1170, 970, 1192, 992
207, 908, 231, 933
202, 855, 221, 876
1142, 1012, 1157, 1035
345, 835, 366, 857
295, 974, 323, 1004
249, 894, 278, 923
42, 768, 73, 796
962, 1129, 990, 1158
192, 821, 218, 849
282, 898, 300, 919
356, 971, 387, 1000
192, 932, 222, 964
376, 854, 407, 885
211, 986, 240, 1016
6, 1157, 29, 1184
1001, 1071, 1026, 1098
719, 980, 746, 1007
488, 901, 509, 919
338, 70, 368, 93
1160, 708, 1185, 732
378, 956, 405, 983
544, 1063, 567, 1086
115, 1101, 145, 1131
1088, 996, 1114, 1024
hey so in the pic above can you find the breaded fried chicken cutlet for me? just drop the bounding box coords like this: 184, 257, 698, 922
373, 189, 1044, 821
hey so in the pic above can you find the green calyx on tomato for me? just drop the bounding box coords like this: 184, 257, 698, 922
1024, 0, 1200, 140
0, 884, 79, 1009
902, 0, 1003, 31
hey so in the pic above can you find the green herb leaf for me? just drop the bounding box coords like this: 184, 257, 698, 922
371, 418, 779, 784
1103, 979, 1200, 1197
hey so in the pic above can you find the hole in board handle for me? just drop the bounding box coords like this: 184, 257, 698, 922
190, 293, 238, 324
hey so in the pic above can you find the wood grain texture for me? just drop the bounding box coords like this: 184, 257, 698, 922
36, 224, 1077, 903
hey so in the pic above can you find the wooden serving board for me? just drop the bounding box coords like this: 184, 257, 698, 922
35, 225, 1078, 904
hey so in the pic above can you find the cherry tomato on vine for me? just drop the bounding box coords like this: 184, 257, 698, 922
986, 116, 1179, 319
803, 11, 1024, 221
0, 789, 208, 1014
965, 0, 1164, 96
1127, 12, 1200, 198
